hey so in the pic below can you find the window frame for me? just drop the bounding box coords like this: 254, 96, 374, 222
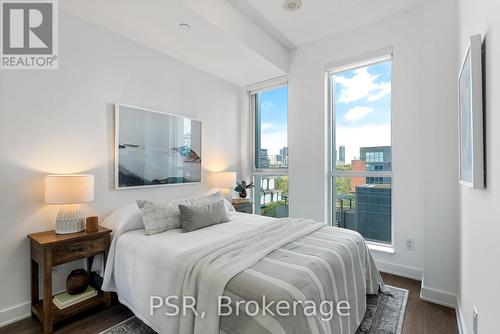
250, 77, 289, 176
326, 49, 394, 248
249, 77, 289, 216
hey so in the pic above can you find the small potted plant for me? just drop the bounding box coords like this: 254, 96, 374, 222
234, 180, 254, 199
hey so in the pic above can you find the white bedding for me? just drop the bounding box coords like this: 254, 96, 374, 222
101, 207, 275, 332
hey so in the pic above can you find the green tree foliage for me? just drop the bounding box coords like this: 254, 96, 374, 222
275, 176, 288, 193
336, 177, 352, 196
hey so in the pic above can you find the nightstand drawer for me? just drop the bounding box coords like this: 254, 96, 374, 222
52, 238, 105, 265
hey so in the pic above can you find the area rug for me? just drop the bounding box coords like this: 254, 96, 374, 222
100, 285, 408, 334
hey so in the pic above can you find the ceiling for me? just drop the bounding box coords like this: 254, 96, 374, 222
61, 0, 288, 87
229, 0, 422, 48
62, 0, 422, 86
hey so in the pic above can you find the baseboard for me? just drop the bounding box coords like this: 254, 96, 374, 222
0, 301, 31, 328
455, 301, 468, 334
375, 259, 423, 281
420, 284, 457, 309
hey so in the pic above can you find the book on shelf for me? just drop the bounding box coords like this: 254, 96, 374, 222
232, 198, 250, 205
53, 286, 98, 309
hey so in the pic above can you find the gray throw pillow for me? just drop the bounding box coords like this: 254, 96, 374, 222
179, 200, 230, 232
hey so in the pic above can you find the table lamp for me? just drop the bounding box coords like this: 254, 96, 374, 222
208, 171, 236, 198
45, 174, 94, 234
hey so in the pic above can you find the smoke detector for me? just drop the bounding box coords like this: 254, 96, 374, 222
179, 23, 191, 31
283, 0, 302, 11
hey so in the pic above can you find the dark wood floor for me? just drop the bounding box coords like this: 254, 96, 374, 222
382, 273, 458, 334
1, 273, 458, 334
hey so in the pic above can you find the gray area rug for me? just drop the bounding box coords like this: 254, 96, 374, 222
100, 286, 408, 334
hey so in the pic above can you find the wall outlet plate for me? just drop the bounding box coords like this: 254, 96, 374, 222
405, 238, 415, 251
473, 306, 478, 334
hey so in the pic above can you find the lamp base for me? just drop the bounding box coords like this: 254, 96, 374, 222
55, 206, 85, 234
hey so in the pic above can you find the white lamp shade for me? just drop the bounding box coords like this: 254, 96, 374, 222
208, 171, 236, 189
45, 174, 94, 205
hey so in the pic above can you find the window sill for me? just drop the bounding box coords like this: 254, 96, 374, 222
367, 242, 395, 254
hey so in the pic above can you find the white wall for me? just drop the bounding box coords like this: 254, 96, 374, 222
0, 12, 241, 325
288, 8, 425, 278
458, 0, 500, 333
419, 0, 459, 307
288, 3, 460, 304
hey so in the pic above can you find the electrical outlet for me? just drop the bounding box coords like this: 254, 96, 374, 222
405, 238, 415, 251
473, 306, 478, 334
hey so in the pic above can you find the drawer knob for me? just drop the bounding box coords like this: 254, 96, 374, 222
78, 247, 84, 252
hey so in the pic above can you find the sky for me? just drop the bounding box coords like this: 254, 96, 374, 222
257, 60, 391, 161
334, 60, 392, 163
258, 85, 288, 155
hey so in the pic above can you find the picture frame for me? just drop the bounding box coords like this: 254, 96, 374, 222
458, 34, 484, 189
114, 104, 202, 189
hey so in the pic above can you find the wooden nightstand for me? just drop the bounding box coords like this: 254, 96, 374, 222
233, 202, 253, 214
27, 227, 112, 334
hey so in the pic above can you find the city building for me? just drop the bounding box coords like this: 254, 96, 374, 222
338, 145, 346, 164
355, 184, 392, 243
350, 160, 366, 192
259, 148, 270, 168
359, 146, 392, 184
280, 147, 288, 167
269, 154, 283, 167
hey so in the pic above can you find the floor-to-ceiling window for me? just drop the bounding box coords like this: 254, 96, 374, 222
329, 52, 393, 244
251, 82, 289, 218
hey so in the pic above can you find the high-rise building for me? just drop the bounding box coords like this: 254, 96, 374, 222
259, 149, 270, 168
338, 145, 345, 164
280, 147, 288, 167
359, 146, 391, 184
269, 154, 282, 167
355, 184, 392, 243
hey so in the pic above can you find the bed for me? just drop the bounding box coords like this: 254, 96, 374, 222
101, 200, 383, 334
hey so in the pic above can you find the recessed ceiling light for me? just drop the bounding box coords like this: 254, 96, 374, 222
179, 23, 191, 31
283, 0, 302, 11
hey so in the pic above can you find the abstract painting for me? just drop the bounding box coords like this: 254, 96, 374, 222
115, 104, 201, 189
458, 34, 484, 188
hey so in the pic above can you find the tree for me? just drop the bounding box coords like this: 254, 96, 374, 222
336, 177, 352, 196
275, 176, 288, 193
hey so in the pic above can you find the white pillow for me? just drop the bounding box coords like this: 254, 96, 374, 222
137, 192, 233, 235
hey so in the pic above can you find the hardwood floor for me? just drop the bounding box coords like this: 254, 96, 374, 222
382, 273, 458, 334
0, 272, 458, 334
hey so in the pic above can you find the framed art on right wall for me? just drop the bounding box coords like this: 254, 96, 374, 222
459, 34, 484, 189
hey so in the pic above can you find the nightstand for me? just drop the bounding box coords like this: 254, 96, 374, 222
27, 227, 112, 334
233, 202, 253, 214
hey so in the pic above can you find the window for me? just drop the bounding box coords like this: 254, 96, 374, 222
329, 53, 393, 244
252, 83, 288, 218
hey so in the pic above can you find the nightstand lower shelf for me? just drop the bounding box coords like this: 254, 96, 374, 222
32, 293, 107, 324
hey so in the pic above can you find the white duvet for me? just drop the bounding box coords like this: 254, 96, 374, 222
101, 204, 274, 333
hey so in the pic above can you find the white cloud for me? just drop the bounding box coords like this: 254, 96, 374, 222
336, 67, 390, 103
336, 123, 391, 163
368, 82, 391, 102
343, 107, 373, 123
261, 123, 273, 131
261, 100, 273, 113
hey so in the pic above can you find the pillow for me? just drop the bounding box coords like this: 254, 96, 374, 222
179, 200, 230, 232
139, 201, 181, 235
137, 192, 231, 210
137, 192, 232, 235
